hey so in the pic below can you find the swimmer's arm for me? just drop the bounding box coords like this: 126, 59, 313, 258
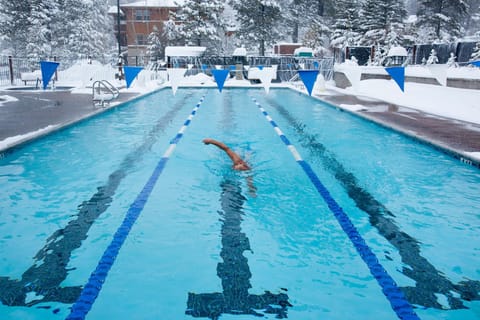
203, 138, 243, 164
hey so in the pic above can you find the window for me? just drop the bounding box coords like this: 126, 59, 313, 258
135, 9, 150, 21
136, 34, 147, 46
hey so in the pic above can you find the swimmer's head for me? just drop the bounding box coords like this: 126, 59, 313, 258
233, 162, 251, 171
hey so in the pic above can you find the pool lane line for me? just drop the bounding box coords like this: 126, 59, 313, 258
66, 94, 206, 320
250, 97, 420, 320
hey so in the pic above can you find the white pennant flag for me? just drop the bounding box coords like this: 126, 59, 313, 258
342, 66, 362, 90
257, 66, 277, 94
167, 68, 187, 95
426, 64, 448, 86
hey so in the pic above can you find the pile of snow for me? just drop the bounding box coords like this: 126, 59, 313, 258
387, 46, 408, 57
330, 79, 480, 125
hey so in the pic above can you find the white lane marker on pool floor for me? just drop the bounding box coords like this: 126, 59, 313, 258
67, 94, 207, 320
250, 96, 420, 320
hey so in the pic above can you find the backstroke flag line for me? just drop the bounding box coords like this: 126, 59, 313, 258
40, 61, 60, 90
212, 69, 230, 92
124, 66, 143, 89
385, 66, 405, 92
298, 70, 319, 96
167, 68, 187, 95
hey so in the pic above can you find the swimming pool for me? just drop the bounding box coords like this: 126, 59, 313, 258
0, 88, 478, 320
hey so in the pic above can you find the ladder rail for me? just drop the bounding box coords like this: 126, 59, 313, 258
92, 80, 119, 106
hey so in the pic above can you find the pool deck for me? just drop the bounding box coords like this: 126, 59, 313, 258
1, 85, 480, 168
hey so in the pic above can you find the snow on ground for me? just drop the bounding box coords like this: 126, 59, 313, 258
332, 63, 480, 124
0, 125, 58, 151
329, 79, 480, 125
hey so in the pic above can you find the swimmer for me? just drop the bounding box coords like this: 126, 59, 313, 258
203, 138, 251, 171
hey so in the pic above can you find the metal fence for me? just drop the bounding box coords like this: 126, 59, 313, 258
0, 55, 335, 86
164, 56, 335, 81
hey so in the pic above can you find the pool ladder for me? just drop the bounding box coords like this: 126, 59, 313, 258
92, 80, 119, 107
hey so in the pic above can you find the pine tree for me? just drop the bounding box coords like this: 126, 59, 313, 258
464, 0, 480, 35
26, 0, 58, 62
331, 0, 362, 49
416, 0, 468, 42
230, 0, 282, 56
471, 40, 480, 61
146, 25, 163, 61
175, 0, 225, 54
163, 16, 182, 47
359, 0, 407, 47
0, 0, 31, 56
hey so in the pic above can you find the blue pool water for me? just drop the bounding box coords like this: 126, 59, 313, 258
0, 88, 479, 320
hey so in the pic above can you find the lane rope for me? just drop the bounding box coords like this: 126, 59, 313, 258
66, 95, 206, 320
251, 96, 420, 320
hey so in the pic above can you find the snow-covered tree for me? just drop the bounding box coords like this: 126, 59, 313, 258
446, 52, 459, 67
26, 0, 58, 62
416, 0, 468, 42
146, 25, 162, 61
464, 0, 480, 35
471, 40, 480, 61
331, 0, 362, 49
174, 0, 225, 54
359, 0, 407, 48
163, 16, 182, 47
279, 0, 332, 52
426, 49, 439, 64
230, 0, 282, 56
0, 0, 31, 55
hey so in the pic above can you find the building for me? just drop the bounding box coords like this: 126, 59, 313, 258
110, 0, 184, 62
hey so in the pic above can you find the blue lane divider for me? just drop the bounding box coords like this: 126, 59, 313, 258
251, 97, 420, 320
66, 95, 206, 320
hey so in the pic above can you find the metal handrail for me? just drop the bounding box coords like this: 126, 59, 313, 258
92, 80, 119, 106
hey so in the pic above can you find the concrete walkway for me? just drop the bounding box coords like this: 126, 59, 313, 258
1, 86, 479, 168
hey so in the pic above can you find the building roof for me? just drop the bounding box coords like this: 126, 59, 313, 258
121, 0, 184, 7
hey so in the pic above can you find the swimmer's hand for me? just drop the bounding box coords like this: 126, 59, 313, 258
203, 138, 214, 145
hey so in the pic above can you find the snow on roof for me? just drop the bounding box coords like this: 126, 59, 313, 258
294, 47, 313, 54
387, 46, 408, 57
165, 46, 206, 57
232, 48, 247, 56
108, 6, 124, 15
122, 0, 184, 8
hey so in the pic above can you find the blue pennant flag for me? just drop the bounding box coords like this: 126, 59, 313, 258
229, 65, 236, 71
40, 61, 60, 90
298, 70, 319, 96
258, 65, 264, 70
385, 66, 405, 92
313, 61, 319, 70
211, 69, 229, 92
123, 66, 143, 88
201, 64, 208, 72
471, 60, 480, 67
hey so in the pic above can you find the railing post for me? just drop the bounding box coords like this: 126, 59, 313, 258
8, 56, 14, 85
53, 56, 58, 81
